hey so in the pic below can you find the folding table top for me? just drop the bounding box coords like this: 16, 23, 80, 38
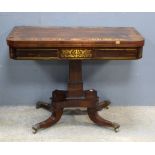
7, 26, 144, 60
7, 26, 144, 48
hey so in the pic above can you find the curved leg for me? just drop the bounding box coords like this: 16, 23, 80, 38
32, 108, 63, 134
87, 108, 120, 132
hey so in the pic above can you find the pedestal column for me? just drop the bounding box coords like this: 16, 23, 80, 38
67, 60, 84, 98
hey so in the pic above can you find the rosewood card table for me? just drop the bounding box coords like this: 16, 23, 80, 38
7, 26, 144, 133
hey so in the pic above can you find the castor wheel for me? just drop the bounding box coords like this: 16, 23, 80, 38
114, 128, 119, 132
35, 101, 52, 111
97, 100, 111, 111
113, 123, 120, 132
36, 101, 43, 109
104, 100, 111, 109
32, 124, 40, 134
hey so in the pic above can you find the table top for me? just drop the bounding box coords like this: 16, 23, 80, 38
7, 26, 144, 48
7, 26, 144, 60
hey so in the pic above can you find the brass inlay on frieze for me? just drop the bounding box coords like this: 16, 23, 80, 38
61, 49, 92, 58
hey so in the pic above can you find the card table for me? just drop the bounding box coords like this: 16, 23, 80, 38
7, 26, 144, 133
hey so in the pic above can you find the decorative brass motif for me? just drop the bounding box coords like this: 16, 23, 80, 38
61, 49, 92, 58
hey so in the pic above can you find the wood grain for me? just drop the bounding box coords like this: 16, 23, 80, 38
7, 26, 144, 48
7, 26, 144, 60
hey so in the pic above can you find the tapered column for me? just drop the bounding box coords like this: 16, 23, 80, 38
67, 60, 84, 98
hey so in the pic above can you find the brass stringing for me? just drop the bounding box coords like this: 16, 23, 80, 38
61, 49, 92, 58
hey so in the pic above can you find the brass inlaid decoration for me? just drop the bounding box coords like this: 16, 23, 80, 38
61, 49, 92, 58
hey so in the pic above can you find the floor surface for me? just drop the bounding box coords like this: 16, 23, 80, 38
0, 106, 155, 141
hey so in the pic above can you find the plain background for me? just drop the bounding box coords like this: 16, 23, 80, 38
0, 12, 154, 106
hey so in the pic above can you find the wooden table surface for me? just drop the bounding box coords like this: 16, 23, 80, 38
7, 26, 144, 60
7, 26, 144, 48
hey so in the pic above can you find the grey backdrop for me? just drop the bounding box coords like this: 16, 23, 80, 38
0, 12, 154, 106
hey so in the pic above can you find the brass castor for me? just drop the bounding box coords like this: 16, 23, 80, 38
113, 123, 120, 132
103, 100, 111, 109
32, 124, 40, 134
36, 101, 52, 111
